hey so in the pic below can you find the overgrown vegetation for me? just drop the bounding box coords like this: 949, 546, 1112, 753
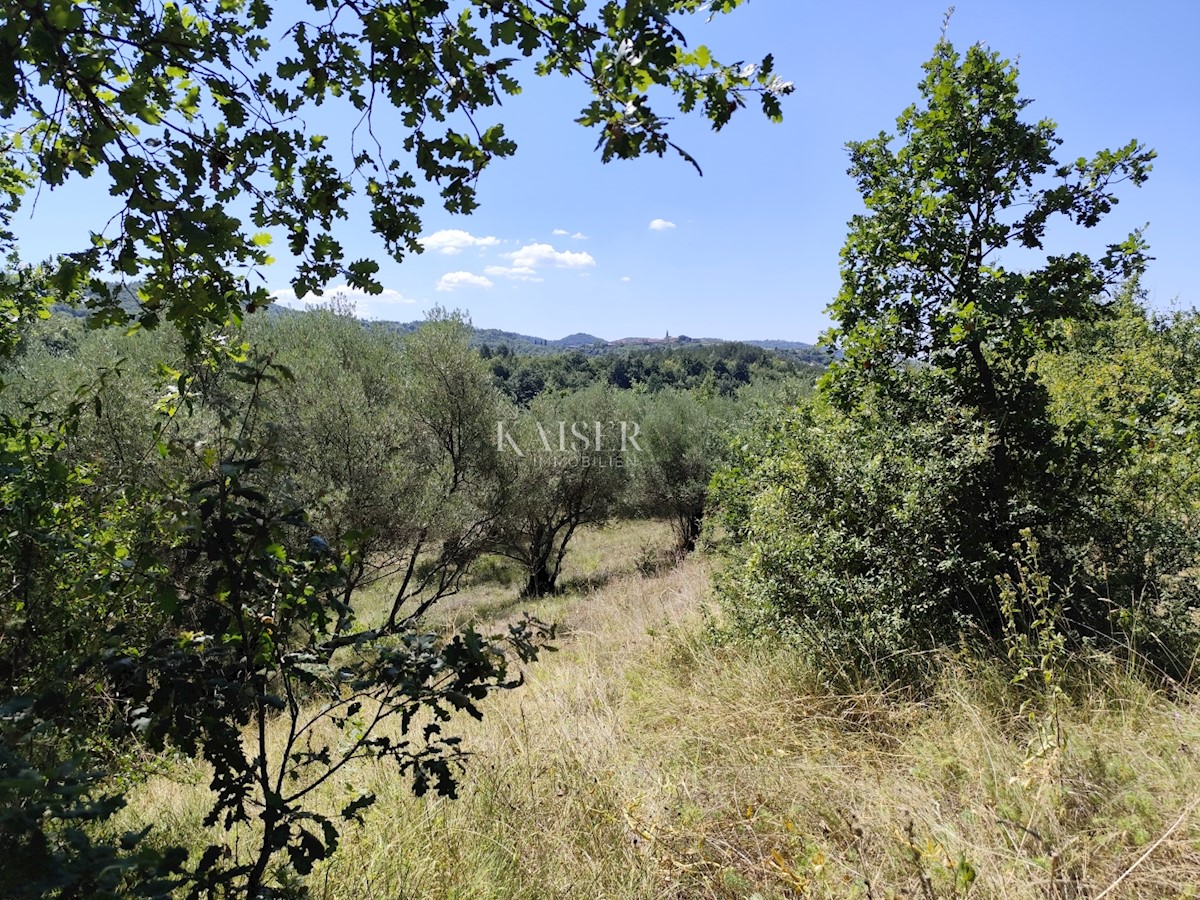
106, 524, 1200, 899
0, 292, 788, 894
2, 5, 1198, 898
711, 37, 1199, 684
0, 0, 793, 894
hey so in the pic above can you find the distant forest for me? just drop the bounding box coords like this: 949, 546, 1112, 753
51, 286, 828, 404
481, 340, 819, 403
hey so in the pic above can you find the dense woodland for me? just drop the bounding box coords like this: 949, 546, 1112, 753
485, 340, 818, 402
1, 3, 1199, 898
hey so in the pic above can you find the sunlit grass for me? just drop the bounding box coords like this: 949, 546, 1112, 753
116, 521, 1200, 898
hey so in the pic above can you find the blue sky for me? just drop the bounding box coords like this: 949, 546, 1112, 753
15, 1, 1200, 342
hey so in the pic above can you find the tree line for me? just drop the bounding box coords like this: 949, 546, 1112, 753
486, 340, 819, 404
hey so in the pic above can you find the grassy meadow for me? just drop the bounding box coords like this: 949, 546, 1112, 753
112, 521, 1200, 899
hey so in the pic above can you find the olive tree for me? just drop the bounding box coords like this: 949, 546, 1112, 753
380, 309, 508, 626
627, 389, 737, 554
255, 307, 505, 627
493, 385, 630, 596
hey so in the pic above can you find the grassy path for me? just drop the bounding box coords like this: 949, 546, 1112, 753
123, 521, 1200, 898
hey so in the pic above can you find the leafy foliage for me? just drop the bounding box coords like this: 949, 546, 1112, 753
492, 384, 631, 596
0, 713, 186, 900
626, 389, 737, 553
712, 390, 999, 681
2, 319, 553, 895
491, 340, 816, 403
1034, 289, 1200, 670
0, 0, 791, 336
713, 37, 1199, 682
254, 307, 505, 626
823, 38, 1155, 609
0, 263, 186, 896
826, 38, 1153, 405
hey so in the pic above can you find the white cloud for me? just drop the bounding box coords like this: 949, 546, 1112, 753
436, 271, 493, 292
507, 242, 596, 269
420, 229, 501, 255
620, 276, 631, 283
553, 229, 588, 240
649, 218, 677, 231
571, 232, 588, 240
269, 283, 419, 319
484, 265, 543, 283
552, 228, 570, 236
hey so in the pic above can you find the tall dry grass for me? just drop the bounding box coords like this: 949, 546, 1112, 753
116, 521, 1200, 898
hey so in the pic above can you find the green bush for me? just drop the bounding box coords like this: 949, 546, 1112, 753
710, 38, 1198, 684
712, 314, 1200, 683
713, 389, 999, 681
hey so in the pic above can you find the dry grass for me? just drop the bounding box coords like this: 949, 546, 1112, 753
118, 521, 1200, 898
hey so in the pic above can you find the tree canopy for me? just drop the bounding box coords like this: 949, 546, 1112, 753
710, 36, 1197, 682
822, 36, 1156, 613
0, 0, 792, 335
826, 37, 1153, 412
